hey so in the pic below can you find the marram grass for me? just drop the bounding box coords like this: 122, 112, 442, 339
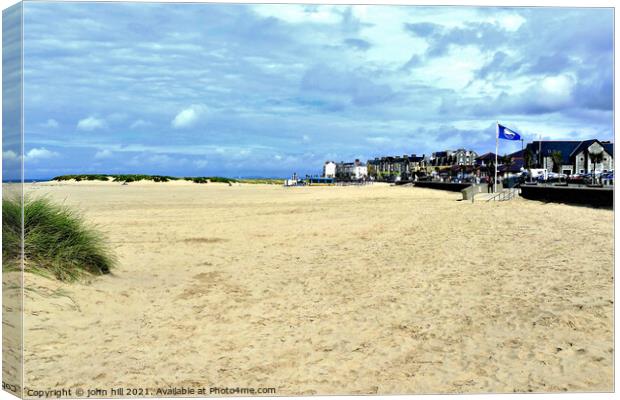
51, 174, 284, 184
2, 196, 115, 282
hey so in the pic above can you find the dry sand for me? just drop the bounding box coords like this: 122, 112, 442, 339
11, 181, 614, 395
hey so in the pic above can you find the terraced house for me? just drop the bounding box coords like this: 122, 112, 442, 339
367, 154, 428, 181
424, 149, 479, 177
335, 159, 368, 181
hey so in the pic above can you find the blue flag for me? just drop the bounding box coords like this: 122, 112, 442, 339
497, 123, 521, 141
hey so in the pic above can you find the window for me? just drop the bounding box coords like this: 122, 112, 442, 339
580, 157, 584, 161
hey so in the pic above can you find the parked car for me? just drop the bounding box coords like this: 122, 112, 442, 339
567, 174, 585, 184
547, 172, 567, 180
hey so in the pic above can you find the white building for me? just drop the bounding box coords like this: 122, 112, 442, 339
352, 164, 368, 180
572, 140, 614, 174
335, 159, 368, 180
323, 161, 337, 178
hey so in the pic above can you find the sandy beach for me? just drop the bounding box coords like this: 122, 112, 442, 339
15, 181, 613, 394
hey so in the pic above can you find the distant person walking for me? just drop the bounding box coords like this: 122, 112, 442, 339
487, 176, 494, 193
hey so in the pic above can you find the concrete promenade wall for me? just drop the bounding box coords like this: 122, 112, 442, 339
413, 181, 472, 192
520, 185, 613, 208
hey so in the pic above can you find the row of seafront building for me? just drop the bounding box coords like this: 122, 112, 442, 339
322, 139, 614, 182
323, 149, 484, 182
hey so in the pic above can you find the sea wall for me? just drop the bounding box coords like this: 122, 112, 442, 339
413, 181, 472, 192
520, 185, 613, 208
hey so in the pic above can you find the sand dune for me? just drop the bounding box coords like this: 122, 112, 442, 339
17, 181, 613, 394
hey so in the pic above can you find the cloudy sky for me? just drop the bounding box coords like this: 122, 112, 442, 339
14, 3, 614, 178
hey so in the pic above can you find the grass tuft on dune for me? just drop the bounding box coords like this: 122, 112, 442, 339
2, 196, 115, 282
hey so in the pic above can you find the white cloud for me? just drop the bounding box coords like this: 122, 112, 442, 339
417, 46, 485, 90
541, 74, 575, 99
3, 150, 20, 162
41, 119, 59, 128
497, 14, 526, 32
94, 149, 113, 159
171, 104, 208, 129
130, 119, 152, 129
529, 74, 576, 110
77, 116, 106, 131
302, 134, 311, 142
25, 147, 59, 161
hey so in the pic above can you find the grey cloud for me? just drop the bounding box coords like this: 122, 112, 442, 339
427, 22, 509, 57
343, 38, 371, 51
573, 58, 613, 111
401, 54, 424, 71
475, 51, 512, 79
403, 22, 442, 37
401, 20, 515, 75
300, 64, 395, 107
522, 53, 573, 75
338, 6, 373, 34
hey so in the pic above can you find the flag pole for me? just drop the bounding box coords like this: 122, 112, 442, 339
495, 121, 498, 193
538, 133, 542, 169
